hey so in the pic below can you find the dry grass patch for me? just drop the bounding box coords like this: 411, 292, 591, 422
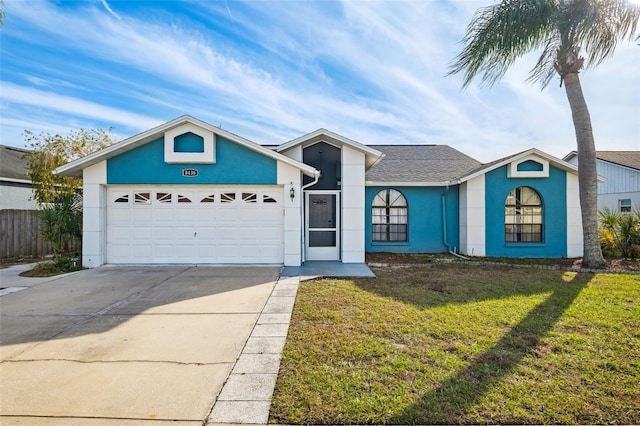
270, 264, 640, 424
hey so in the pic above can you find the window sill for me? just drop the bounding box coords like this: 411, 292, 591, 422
372, 241, 410, 246
504, 243, 545, 248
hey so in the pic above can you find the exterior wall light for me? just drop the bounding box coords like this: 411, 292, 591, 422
290, 187, 295, 201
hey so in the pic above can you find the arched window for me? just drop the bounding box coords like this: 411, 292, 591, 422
505, 186, 543, 243
372, 189, 408, 242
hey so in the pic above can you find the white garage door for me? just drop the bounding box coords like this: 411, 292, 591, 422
106, 187, 284, 264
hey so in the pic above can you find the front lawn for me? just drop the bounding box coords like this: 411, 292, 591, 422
269, 264, 640, 424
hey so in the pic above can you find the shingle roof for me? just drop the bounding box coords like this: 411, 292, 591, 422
0, 145, 32, 182
596, 151, 640, 171
366, 145, 481, 183
457, 150, 526, 181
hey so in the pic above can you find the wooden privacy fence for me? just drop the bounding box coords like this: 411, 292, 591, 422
0, 209, 80, 259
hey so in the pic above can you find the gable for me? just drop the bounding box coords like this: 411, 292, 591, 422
107, 135, 277, 185
459, 148, 591, 184
55, 115, 317, 179
278, 128, 383, 171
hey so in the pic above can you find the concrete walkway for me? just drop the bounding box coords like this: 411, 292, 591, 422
0, 263, 79, 296
281, 261, 375, 280
207, 276, 299, 424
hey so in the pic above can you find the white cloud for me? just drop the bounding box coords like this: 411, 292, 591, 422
1, 0, 638, 162
0, 82, 161, 131
100, 0, 121, 20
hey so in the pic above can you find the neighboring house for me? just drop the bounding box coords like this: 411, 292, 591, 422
56, 115, 586, 268
563, 151, 640, 213
0, 145, 38, 210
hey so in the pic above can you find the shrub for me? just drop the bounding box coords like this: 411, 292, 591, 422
598, 206, 640, 258
38, 193, 82, 258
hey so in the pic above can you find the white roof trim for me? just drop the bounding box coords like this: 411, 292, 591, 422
55, 115, 319, 178
459, 148, 606, 183
276, 128, 384, 170
0, 177, 32, 184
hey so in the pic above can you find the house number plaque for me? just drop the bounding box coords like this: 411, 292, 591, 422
182, 168, 199, 177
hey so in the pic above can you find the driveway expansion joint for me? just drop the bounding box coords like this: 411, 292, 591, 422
206, 275, 300, 425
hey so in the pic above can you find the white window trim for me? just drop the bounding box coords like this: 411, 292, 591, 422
164, 123, 216, 164
508, 155, 549, 178
619, 198, 632, 213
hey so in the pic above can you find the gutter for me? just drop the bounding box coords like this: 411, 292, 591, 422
441, 184, 469, 260
299, 171, 321, 263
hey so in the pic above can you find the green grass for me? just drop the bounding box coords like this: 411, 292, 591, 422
269, 264, 640, 424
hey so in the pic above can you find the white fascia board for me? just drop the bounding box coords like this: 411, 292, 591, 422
365, 181, 458, 187
55, 115, 319, 178
276, 128, 384, 170
459, 148, 605, 183
0, 177, 32, 184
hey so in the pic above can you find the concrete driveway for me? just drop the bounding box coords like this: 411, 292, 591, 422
0, 266, 280, 425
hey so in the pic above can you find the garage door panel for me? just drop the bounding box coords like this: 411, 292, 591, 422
197, 245, 218, 257
154, 245, 173, 258
175, 210, 198, 224
196, 228, 217, 239
131, 245, 153, 260
154, 229, 175, 242
109, 244, 130, 258
107, 187, 284, 264
132, 210, 153, 225
109, 227, 131, 241
196, 209, 216, 221
237, 227, 260, 240
240, 245, 260, 258
132, 227, 153, 241
216, 209, 239, 222
109, 208, 131, 223
154, 209, 175, 223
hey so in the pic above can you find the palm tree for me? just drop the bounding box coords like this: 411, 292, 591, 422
449, 0, 639, 268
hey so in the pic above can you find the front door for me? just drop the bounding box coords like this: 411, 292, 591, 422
305, 191, 340, 260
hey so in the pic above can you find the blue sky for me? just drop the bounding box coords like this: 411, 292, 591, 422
1, 0, 638, 162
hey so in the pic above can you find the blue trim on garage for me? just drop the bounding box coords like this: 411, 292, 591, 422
485, 165, 567, 258
365, 186, 459, 253
107, 136, 277, 184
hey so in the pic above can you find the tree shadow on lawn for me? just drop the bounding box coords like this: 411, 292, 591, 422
359, 264, 583, 309
357, 266, 592, 424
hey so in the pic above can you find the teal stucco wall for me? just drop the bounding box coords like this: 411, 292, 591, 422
365, 186, 459, 253
107, 136, 277, 185
485, 165, 567, 258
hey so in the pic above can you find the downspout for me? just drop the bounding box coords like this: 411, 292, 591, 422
300, 171, 321, 263
442, 183, 469, 260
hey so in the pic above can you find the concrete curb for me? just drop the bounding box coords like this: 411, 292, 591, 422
207, 276, 299, 425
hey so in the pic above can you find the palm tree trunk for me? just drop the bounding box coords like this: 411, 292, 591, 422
563, 72, 605, 269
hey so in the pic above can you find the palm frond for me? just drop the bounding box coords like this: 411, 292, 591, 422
449, 0, 640, 88
527, 34, 563, 86
448, 0, 558, 87
568, 0, 640, 68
